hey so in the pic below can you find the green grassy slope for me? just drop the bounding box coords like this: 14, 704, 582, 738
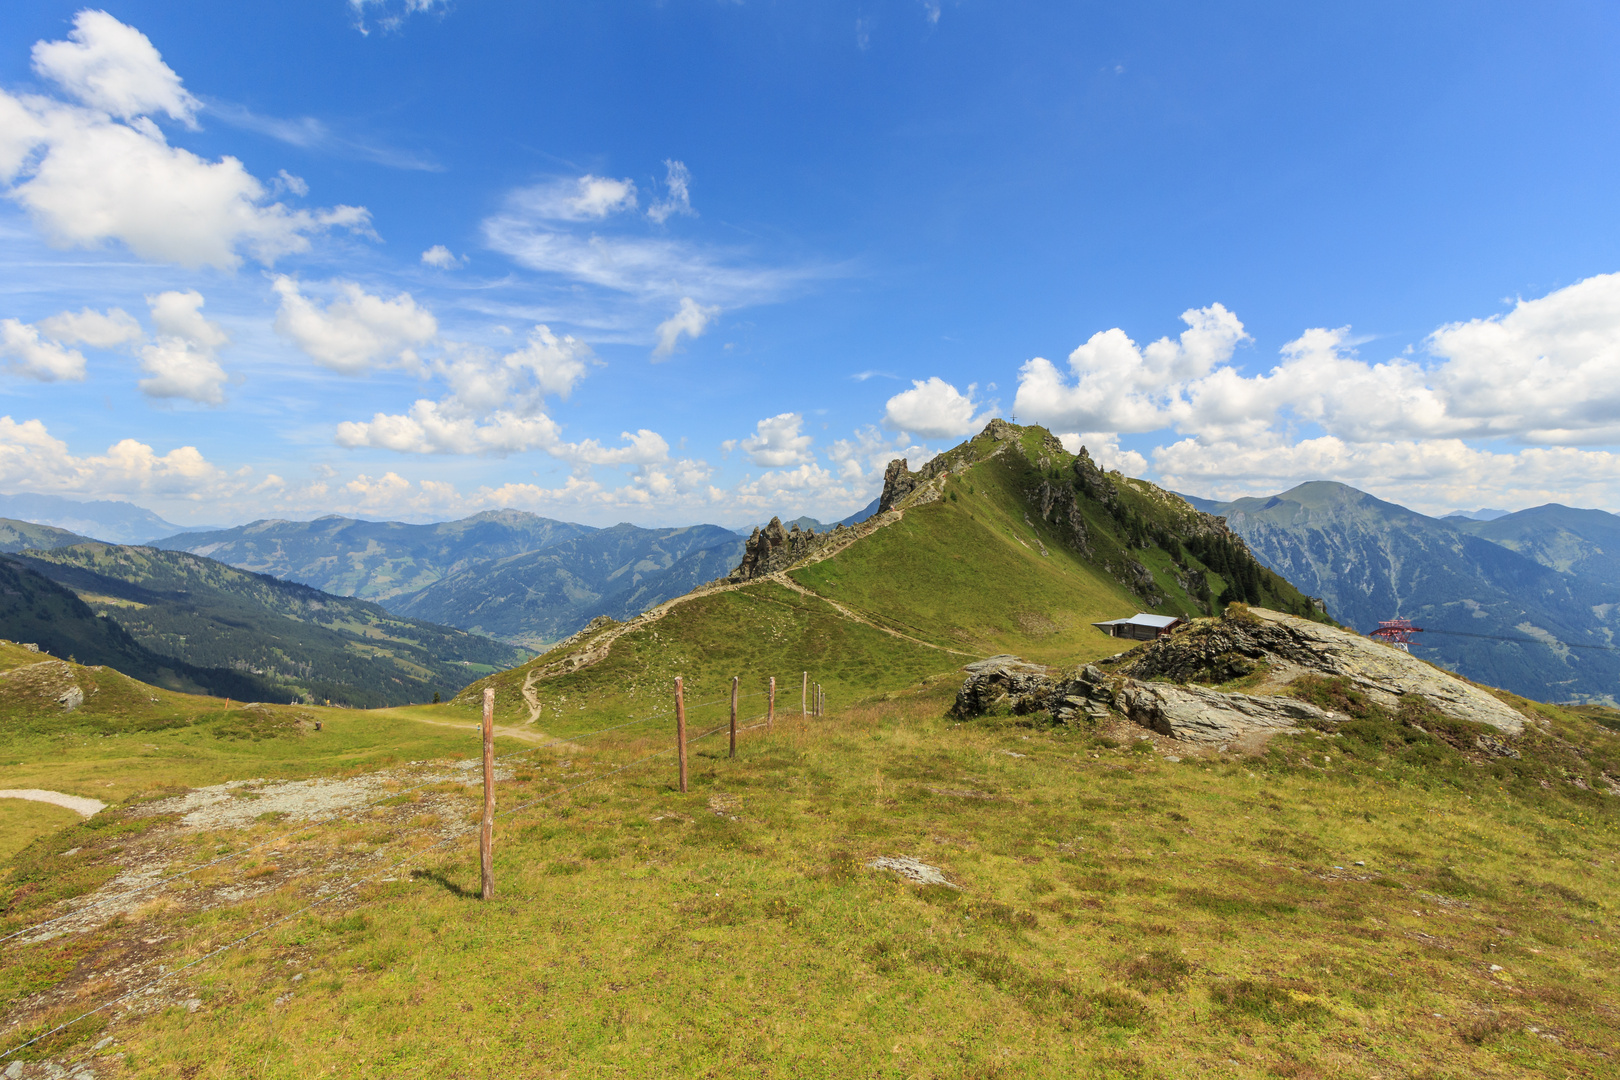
448, 422, 1324, 731
8, 545, 529, 708
2, 689, 1613, 1078
0, 518, 91, 554
0, 638, 487, 808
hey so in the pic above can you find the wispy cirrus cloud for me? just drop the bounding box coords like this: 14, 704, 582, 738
481, 168, 839, 356
203, 99, 443, 172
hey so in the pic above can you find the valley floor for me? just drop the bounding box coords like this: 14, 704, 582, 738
1, 687, 1616, 1079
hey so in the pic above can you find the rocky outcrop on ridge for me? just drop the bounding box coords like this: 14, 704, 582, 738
951, 606, 1527, 744
729, 517, 851, 582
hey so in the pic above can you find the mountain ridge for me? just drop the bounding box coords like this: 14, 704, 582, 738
1180, 481, 1620, 703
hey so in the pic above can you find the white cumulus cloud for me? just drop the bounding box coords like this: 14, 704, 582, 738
1014, 303, 1249, 434
31, 9, 198, 124
653, 297, 720, 359
0, 319, 87, 381
137, 290, 228, 404
420, 244, 462, 268
272, 276, 438, 374
882, 376, 989, 438
35, 306, 142, 348
0, 13, 371, 270
0, 415, 234, 499
725, 413, 816, 468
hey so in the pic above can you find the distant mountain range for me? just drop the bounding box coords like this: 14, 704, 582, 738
0, 492, 213, 545
393, 523, 745, 648
154, 510, 597, 602
155, 510, 747, 648
1181, 482, 1620, 704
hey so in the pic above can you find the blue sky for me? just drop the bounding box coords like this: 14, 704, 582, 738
1, 1, 1619, 527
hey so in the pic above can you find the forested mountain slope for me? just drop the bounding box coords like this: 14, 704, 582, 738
8, 544, 529, 708
1184, 482, 1620, 703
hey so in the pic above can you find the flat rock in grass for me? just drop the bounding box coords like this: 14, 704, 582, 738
868, 855, 959, 889
1116, 682, 1332, 744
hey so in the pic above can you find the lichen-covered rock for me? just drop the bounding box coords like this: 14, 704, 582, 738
1115, 681, 1331, 743
1111, 607, 1526, 735
949, 655, 1055, 718
951, 605, 1529, 744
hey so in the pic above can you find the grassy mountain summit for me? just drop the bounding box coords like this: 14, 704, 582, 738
0, 517, 93, 554
1453, 502, 1620, 588
7, 544, 528, 707
452, 420, 1322, 730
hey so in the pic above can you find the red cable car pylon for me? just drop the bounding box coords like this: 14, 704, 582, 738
1370, 618, 1424, 652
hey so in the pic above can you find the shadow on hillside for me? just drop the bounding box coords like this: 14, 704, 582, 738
409, 868, 479, 898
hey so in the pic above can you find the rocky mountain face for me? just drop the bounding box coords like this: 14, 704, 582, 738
393, 523, 745, 649
729, 517, 853, 581
953, 606, 1529, 748
1184, 482, 1620, 704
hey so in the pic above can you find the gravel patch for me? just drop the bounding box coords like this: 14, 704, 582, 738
0, 789, 106, 817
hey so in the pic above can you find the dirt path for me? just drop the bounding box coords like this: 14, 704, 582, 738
0, 789, 106, 817
521, 666, 543, 724
767, 573, 980, 658
509, 506, 980, 691
381, 710, 583, 750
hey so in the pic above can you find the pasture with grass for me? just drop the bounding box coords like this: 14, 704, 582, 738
1, 423, 1615, 1077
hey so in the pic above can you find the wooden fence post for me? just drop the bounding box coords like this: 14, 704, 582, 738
481, 687, 495, 901
802, 671, 808, 716
675, 675, 688, 794
768, 676, 775, 728
729, 675, 739, 759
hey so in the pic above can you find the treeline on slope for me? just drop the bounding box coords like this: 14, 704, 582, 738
392, 524, 746, 648
4, 544, 529, 708
153, 510, 596, 602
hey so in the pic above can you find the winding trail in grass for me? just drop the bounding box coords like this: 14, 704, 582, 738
767, 571, 981, 659
377, 709, 583, 750
521, 666, 544, 723
508, 505, 940, 688
0, 789, 105, 817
